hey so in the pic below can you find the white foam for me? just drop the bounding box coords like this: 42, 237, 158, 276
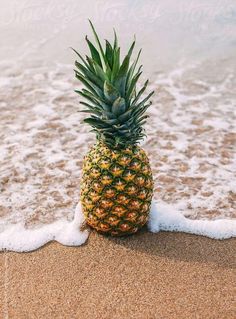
0, 203, 88, 252
1, 201, 235, 252
148, 201, 236, 240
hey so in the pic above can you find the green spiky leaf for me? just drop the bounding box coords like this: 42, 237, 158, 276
72, 21, 154, 148
85, 36, 102, 67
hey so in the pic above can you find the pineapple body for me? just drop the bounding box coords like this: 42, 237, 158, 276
81, 143, 153, 236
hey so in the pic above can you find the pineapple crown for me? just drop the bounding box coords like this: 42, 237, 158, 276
72, 20, 154, 149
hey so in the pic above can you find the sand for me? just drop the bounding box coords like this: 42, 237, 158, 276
0, 230, 235, 319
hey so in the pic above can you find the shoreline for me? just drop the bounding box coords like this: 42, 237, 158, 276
0, 201, 236, 252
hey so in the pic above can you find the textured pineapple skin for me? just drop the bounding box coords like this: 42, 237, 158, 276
80, 142, 154, 236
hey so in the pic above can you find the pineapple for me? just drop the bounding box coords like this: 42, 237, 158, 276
73, 21, 154, 236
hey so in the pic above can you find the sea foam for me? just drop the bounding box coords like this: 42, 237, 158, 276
0, 201, 235, 252
0, 203, 88, 252
148, 201, 236, 240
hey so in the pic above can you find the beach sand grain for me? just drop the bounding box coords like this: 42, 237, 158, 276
1, 231, 235, 319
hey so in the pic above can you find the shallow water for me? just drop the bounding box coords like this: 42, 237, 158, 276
0, 57, 235, 251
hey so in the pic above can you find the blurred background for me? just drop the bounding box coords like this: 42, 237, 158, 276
1, 0, 236, 74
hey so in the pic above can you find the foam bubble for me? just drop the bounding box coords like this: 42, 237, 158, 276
0, 203, 88, 252
148, 201, 236, 240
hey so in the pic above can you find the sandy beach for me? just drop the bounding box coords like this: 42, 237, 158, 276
1, 230, 235, 318
1, 2, 236, 317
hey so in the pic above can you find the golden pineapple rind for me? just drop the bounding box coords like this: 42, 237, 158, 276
81, 143, 154, 236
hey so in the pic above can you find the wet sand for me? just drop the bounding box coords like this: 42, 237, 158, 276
1, 230, 235, 319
